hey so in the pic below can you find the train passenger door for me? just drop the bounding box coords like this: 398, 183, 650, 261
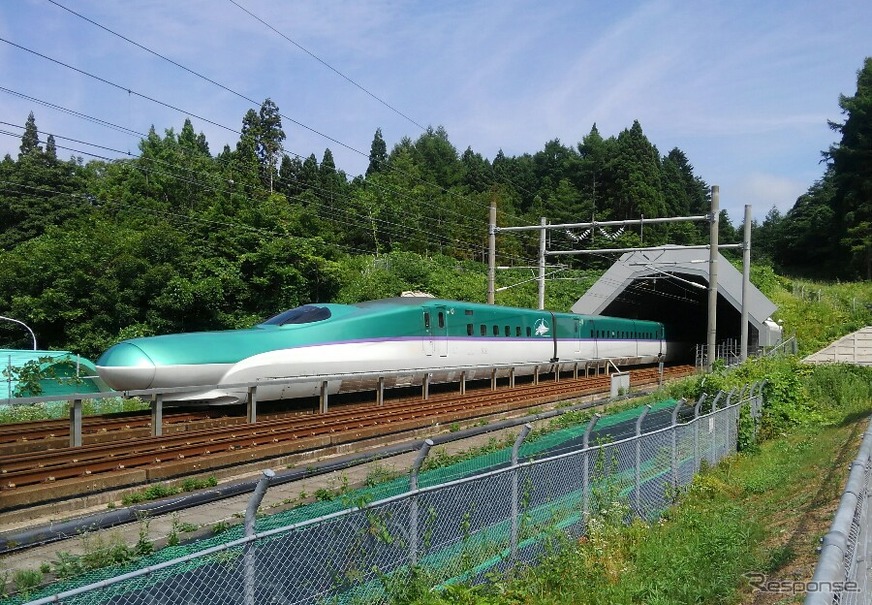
574, 318, 582, 355
589, 320, 599, 358
423, 305, 449, 358
434, 306, 448, 357
632, 321, 640, 358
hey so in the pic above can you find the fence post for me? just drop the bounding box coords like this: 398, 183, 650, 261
320, 381, 329, 413
710, 390, 724, 413
634, 405, 651, 517
724, 388, 736, 457
246, 386, 257, 423
69, 398, 83, 447
671, 399, 684, 490
751, 381, 764, 439
244, 469, 275, 605
409, 439, 433, 566
151, 393, 163, 437
6, 355, 11, 404
510, 424, 533, 561
694, 394, 706, 473
582, 414, 601, 522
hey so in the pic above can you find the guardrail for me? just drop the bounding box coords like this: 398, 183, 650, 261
805, 417, 872, 605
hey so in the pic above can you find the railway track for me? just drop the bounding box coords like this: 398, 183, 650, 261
0, 410, 226, 449
0, 365, 694, 509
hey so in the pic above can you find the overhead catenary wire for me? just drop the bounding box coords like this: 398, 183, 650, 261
0, 84, 517, 261
0, 97, 532, 264
1, 125, 540, 266
225, 0, 428, 133
38, 0, 537, 228
4, 5, 565, 269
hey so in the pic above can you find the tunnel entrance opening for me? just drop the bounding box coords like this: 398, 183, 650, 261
571, 249, 780, 363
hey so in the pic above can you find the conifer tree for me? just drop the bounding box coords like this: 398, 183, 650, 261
366, 128, 388, 176
19, 112, 41, 158
257, 99, 286, 192
45, 134, 57, 162
826, 57, 872, 278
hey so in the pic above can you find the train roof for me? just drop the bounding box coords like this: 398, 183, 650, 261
351, 298, 662, 325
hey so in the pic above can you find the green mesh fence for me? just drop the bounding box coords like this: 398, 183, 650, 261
5, 396, 700, 605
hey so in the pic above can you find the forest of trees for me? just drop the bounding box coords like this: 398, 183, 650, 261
1, 59, 870, 358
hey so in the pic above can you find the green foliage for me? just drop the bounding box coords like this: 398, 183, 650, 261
0, 355, 85, 397
3, 66, 870, 360
11, 569, 43, 598
0, 107, 719, 357
49, 532, 139, 582
121, 476, 217, 506
770, 57, 872, 278
765, 275, 872, 356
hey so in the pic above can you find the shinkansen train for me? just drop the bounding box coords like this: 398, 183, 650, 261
96, 297, 673, 404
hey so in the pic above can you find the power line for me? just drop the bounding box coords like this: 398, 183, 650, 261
1, 125, 532, 264
0, 88, 504, 254
42, 1, 534, 228
0, 86, 147, 139
226, 0, 428, 132
0, 36, 239, 136
8, 8, 542, 250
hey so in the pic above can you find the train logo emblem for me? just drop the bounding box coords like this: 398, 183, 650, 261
534, 319, 550, 336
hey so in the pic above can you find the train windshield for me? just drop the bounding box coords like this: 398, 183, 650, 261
261, 305, 332, 326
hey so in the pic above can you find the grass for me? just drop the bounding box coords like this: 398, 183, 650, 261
120, 475, 218, 506
389, 362, 872, 604
757, 268, 872, 356
0, 397, 149, 424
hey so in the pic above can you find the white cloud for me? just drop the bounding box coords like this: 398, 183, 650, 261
733, 173, 809, 216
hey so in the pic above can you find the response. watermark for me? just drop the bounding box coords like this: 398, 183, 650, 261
744, 572, 859, 594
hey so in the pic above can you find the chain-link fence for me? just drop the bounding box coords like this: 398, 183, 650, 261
806, 416, 872, 605
20, 384, 764, 605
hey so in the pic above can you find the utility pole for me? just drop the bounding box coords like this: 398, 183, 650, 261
706, 186, 719, 372
538, 217, 546, 310
740, 204, 752, 361
487, 201, 496, 304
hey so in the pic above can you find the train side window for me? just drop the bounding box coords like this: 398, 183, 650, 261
516, 326, 521, 337
467, 323, 474, 336
438, 312, 445, 329
493, 325, 499, 336
424, 312, 431, 330
480, 324, 487, 336
504, 325, 510, 337
263, 305, 331, 325
526, 326, 532, 337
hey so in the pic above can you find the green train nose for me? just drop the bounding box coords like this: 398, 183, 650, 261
96, 343, 156, 391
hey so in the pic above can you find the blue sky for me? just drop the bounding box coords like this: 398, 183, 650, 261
1, 0, 870, 225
